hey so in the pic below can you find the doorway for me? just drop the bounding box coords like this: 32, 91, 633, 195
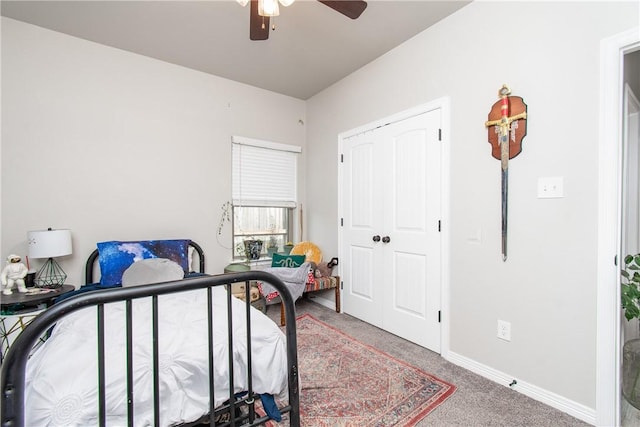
622, 81, 640, 343
597, 29, 640, 427
621, 55, 640, 426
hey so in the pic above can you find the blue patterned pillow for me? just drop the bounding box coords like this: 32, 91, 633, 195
97, 239, 190, 286
271, 253, 306, 268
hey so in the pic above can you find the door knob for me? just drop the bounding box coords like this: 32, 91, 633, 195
372, 235, 381, 242
382, 236, 391, 243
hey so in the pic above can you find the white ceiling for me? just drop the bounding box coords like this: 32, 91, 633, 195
1, 0, 471, 99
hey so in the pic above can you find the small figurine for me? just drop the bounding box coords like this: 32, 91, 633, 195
1, 254, 28, 295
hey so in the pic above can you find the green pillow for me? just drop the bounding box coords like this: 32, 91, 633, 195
271, 253, 306, 268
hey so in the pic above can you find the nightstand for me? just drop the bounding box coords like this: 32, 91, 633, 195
231, 282, 267, 313
1, 285, 75, 363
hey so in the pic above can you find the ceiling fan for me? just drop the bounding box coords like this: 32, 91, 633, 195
238, 0, 368, 41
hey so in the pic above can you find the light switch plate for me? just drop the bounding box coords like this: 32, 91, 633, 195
537, 176, 564, 198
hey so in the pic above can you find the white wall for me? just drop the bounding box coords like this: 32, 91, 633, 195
1, 17, 306, 283
306, 0, 638, 415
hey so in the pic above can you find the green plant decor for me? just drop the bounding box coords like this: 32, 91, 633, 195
243, 239, 263, 261
267, 236, 278, 249
622, 254, 640, 409
217, 201, 233, 237
622, 254, 640, 321
283, 242, 294, 255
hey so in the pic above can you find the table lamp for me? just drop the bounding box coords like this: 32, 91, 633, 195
27, 228, 72, 288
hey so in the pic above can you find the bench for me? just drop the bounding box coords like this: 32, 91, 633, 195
280, 275, 340, 325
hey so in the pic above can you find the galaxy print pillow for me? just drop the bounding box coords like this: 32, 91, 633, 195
97, 239, 190, 286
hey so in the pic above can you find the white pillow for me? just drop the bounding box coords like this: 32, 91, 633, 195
121, 258, 184, 287
188, 245, 195, 272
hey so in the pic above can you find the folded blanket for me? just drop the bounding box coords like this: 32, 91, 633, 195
259, 263, 311, 302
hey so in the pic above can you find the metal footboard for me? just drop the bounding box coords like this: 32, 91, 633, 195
1, 271, 300, 427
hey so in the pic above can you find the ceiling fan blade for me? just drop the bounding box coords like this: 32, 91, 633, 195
250, 0, 270, 41
317, 1, 367, 19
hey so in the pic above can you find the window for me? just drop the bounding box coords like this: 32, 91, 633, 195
231, 136, 301, 259
232, 206, 291, 258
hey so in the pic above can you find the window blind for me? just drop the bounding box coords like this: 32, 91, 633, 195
232, 136, 301, 208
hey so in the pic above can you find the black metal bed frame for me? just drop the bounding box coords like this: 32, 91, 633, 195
1, 268, 300, 427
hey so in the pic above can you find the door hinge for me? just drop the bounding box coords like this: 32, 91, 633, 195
340, 281, 344, 290
340, 218, 344, 227
438, 220, 441, 232
615, 255, 618, 266
438, 310, 441, 323
438, 128, 442, 141
340, 154, 344, 163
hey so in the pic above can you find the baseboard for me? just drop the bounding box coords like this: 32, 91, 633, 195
304, 293, 335, 311
445, 351, 596, 425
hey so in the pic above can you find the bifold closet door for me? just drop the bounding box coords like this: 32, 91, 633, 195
341, 109, 442, 352
341, 130, 385, 328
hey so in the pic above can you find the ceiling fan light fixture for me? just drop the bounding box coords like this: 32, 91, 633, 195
258, 0, 280, 17
248, 0, 366, 41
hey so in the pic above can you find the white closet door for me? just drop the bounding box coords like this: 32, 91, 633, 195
380, 110, 442, 352
341, 131, 385, 327
341, 108, 442, 353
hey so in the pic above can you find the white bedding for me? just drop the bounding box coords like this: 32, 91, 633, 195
24, 286, 288, 426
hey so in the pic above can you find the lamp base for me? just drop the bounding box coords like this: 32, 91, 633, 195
34, 258, 67, 289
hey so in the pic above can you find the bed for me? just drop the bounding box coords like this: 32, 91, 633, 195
1, 239, 300, 427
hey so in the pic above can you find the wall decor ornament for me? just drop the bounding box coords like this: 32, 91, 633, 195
484, 85, 528, 262
1, 255, 28, 295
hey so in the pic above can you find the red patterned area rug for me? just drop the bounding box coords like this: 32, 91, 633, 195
273, 314, 456, 426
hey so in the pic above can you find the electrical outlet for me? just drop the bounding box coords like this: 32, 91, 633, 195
497, 320, 511, 341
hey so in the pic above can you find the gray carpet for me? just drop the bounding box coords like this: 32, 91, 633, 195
266, 297, 590, 427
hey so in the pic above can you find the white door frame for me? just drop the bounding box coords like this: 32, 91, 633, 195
597, 27, 640, 427
337, 97, 451, 357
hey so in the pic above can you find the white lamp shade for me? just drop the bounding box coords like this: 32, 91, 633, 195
27, 229, 73, 259
258, 0, 279, 16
